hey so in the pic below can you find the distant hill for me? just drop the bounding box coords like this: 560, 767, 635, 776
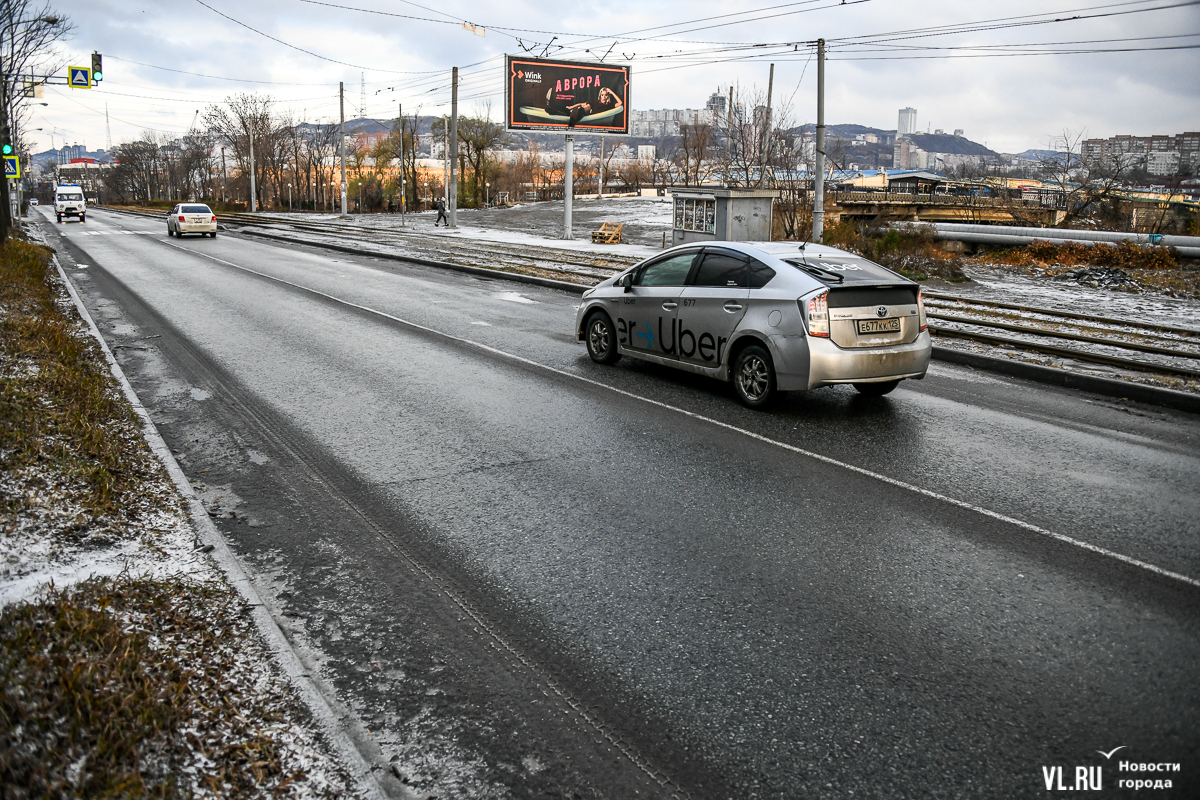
795, 123, 893, 139
31, 147, 111, 169
1010, 148, 1060, 161
904, 133, 997, 157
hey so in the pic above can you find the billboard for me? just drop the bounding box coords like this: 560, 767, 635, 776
505, 56, 630, 135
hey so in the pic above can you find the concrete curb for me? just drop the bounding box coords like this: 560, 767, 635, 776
932, 345, 1200, 414
53, 255, 404, 800
240, 227, 594, 295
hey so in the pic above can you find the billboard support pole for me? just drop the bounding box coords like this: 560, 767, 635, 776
449, 66, 458, 228
812, 39, 826, 243
598, 136, 604, 199
563, 134, 573, 239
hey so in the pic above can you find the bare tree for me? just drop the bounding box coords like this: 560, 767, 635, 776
0, 0, 72, 239
1039, 129, 1130, 228
204, 94, 275, 209
675, 122, 714, 186
457, 106, 508, 208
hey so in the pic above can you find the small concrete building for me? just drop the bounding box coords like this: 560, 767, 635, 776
669, 186, 778, 245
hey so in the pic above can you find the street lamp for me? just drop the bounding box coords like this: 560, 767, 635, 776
423, 181, 429, 212
287, 182, 292, 212
486, 181, 490, 207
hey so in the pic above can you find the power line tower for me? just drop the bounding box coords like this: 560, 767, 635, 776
105, 103, 112, 151
359, 72, 366, 119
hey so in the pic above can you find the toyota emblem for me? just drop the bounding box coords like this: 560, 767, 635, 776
876, 306, 888, 318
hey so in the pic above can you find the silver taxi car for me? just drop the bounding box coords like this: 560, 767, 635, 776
168, 203, 218, 238
575, 241, 931, 408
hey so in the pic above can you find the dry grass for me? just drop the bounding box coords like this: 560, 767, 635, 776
820, 221, 968, 282
0, 577, 320, 798
0, 240, 176, 533
985, 239, 1178, 271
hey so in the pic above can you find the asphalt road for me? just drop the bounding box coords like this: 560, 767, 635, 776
40, 207, 1200, 799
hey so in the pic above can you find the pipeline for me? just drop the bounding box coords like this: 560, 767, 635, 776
891, 222, 1200, 259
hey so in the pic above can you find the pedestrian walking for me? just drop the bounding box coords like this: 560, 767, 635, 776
434, 197, 448, 227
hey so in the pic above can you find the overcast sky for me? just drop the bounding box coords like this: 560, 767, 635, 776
32, 0, 1200, 155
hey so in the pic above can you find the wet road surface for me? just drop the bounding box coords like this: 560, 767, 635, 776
41, 208, 1200, 798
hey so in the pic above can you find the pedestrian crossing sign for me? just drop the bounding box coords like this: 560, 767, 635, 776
67, 66, 91, 88
3, 156, 19, 179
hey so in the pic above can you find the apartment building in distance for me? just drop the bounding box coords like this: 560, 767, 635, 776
1082, 131, 1200, 175
629, 108, 719, 138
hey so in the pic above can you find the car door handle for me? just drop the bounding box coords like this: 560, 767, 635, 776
723, 302, 743, 312
662, 301, 678, 310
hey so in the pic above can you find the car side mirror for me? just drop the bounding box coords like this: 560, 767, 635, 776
622, 273, 633, 292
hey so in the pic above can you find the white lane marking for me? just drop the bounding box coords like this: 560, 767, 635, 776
154, 240, 1200, 590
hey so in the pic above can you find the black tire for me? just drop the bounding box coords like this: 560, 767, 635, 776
79, 215, 85, 223
167, 227, 174, 236
584, 311, 620, 365
210, 231, 217, 238
732, 344, 777, 409
853, 379, 901, 397
56, 214, 61, 223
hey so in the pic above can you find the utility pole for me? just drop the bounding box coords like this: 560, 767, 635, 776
563, 134, 574, 239
812, 39, 826, 242
249, 125, 257, 212
398, 102, 406, 226
762, 63, 774, 174
339, 81, 348, 216
726, 85, 733, 184
442, 118, 448, 206
448, 66, 458, 228
598, 136, 605, 199
220, 146, 227, 205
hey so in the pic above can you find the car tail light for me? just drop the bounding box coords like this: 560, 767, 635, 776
211, 215, 217, 222
917, 288, 927, 332
801, 290, 830, 337
179, 215, 186, 222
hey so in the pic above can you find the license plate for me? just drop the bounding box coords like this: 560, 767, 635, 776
857, 318, 901, 334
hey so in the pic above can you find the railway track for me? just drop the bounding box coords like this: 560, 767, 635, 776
923, 291, 1200, 380
219, 212, 636, 283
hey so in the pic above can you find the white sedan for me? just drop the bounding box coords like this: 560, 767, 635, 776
168, 203, 218, 238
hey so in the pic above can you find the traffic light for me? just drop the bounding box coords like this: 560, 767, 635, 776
91, 52, 102, 82
1, 145, 11, 156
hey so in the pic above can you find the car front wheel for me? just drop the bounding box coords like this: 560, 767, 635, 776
732, 344, 776, 409
853, 379, 901, 397
585, 311, 620, 364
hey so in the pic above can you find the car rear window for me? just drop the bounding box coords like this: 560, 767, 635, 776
783, 255, 902, 285
183, 205, 212, 214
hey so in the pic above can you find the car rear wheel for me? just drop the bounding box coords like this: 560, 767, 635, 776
853, 379, 901, 397
210, 231, 218, 238
584, 311, 620, 365
733, 344, 776, 409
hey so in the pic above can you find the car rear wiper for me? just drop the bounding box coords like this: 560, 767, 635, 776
798, 263, 845, 283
